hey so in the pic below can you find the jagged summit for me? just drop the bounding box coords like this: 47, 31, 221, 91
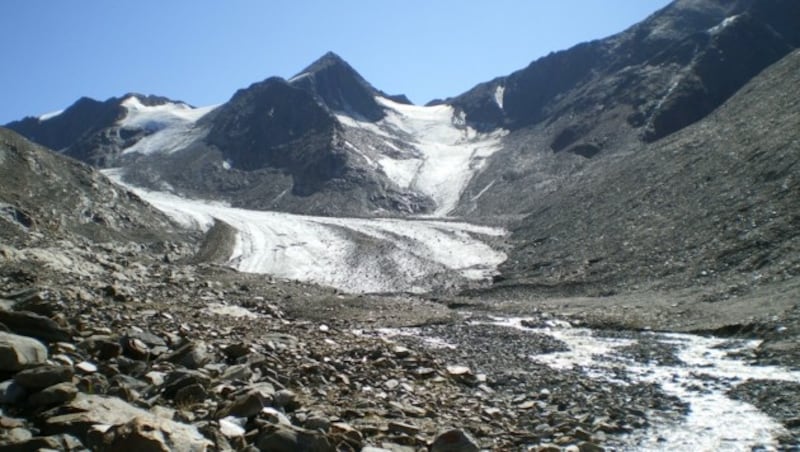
289, 51, 386, 121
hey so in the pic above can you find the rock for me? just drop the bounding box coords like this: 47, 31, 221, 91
217, 383, 275, 418
0, 332, 47, 371
219, 416, 246, 438
272, 388, 298, 410
0, 310, 72, 343
162, 369, 212, 399
13, 364, 73, 389
0, 380, 27, 404
121, 337, 151, 360
27, 382, 78, 407
255, 425, 334, 452
330, 422, 363, 449
222, 342, 251, 360
75, 361, 98, 374
78, 335, 122, 360
5, 427, 33, 443
102, 417, 175, 452
163, 341, 211, 369
260, 407, 292, 426
430, 429, 480, 452
174, 383, 208, 406
445, 365, 477, 386
387, 421, 420, 436
574, 427, 593, 442
45, 394, 211, 450
578, 441, 605, 452
0, 433, 85, 451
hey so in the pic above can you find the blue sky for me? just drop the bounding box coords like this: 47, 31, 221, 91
1, 1, 671, 123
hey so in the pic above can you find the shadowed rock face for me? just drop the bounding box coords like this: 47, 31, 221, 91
204, 77, 346, 195
449, 0, 799, 149
289, 51, 387, 122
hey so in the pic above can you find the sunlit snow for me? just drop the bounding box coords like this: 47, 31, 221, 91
336, 96, 507, 216
118, 96, 218, 155
38, 109, 64, 121
104, 170, 506, 293
494, 85, 505, 110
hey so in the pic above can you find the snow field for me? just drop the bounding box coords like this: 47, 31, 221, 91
104, 171, 507, 293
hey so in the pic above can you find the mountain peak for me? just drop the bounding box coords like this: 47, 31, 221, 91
290, 51, 386, 121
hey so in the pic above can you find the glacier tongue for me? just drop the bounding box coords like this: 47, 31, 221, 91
104, 170, 506, 294
337, 96, 507, 216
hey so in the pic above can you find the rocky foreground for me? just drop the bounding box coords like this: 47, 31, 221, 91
3, 239, 799, 452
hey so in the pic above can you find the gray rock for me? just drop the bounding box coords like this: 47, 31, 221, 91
163, 341, 211, 369
430, 429, 480, 452
255, 425, 333, 452
0, 380, 27, 404
27, 382, 78, 407
45, 394, 211, 451
0, 310, 71, 343
162, 369, 212, 399
14, 364, 73, 389
0, 433, 85, 452
217, 382, 275, 418
102, 417, 181, 452
0, 332, 47, 371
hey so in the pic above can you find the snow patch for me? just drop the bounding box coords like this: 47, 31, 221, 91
337, 96, 507, 216
709, 15, 740, 34
118, 96, 218, 155
39, 109, 64, 121
494, 85, 505, 110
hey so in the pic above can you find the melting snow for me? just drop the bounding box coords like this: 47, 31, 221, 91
493, 317, 800, 451
336, 96, 507, 216
103, 171, 506, 293
118, 96, 218, 155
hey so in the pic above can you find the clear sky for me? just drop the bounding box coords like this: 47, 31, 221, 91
1, 0, 671, 124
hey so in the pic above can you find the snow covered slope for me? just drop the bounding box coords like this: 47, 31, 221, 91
336, 96, 507, 216
118, 96, 218, 155
105, 170, 506, 293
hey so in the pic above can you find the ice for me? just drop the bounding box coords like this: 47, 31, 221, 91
118, 96, 218, 155
103, 171, 506, 294
337, 96, 507, 216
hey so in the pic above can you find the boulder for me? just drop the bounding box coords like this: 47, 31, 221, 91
27, 382, 78, 407
430, 429, 480, 452
255, 425, 334, 452
43, 394, 211, 451
0, 332, 47, 371
0, 310, 71, 343
14, 364, 73, 390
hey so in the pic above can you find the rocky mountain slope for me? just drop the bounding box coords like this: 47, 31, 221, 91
0, 128, 186, 249
491, 48, 800, 300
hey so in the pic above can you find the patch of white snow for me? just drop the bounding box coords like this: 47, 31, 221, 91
39, 109, 64, 121
494, 85, 505, 110
336, 96, 507, 216
118, 96, 218, 155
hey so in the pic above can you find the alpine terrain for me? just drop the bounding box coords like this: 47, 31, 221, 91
2, 0, 800, 450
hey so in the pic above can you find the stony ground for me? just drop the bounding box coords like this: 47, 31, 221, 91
2, 237, 799, 451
